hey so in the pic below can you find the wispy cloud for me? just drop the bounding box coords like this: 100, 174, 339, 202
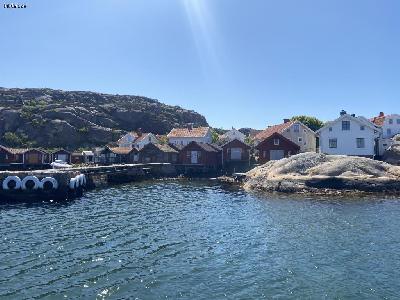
182, 0, 223, 78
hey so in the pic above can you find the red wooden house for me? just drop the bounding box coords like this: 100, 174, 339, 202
221, 139, 251, 164
52, 149, 72, 163
178, 141, 221, 168
138, 143, 178, 163
24, 149, 50, 166
256, 132, 300, 163
0, 145, 24, 165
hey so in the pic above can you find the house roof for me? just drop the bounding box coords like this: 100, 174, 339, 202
256, 132, 300, 150
167, 127, 210, 138
182, 141, 219, 152
117, 132, 138, 143
4, 147, 28, 154
371, 115, 385, 127
370, 114, 400, 127
82, 150, 94, 156
135, 133, 157, 143
109, 147, 135, 155
317, 114, 379, 134
220, 128, 246, 139
221, 138, 251, 149
254, 121, 295, 141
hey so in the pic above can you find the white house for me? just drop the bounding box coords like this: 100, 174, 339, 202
371, 112, 400, 155
117, 131, 159, 149
220, 128, 246, 143
371, 112, 400, 138
167, 125, 212, 146
117, 132, 138, 148
133, 133, 159, 150
82, 150, 94, 163
317, 111, 381, 157
255, 119, 317, 153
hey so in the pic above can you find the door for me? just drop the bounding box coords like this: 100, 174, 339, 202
270, 150, 284, 160
191, 151, 198, 164
27, 153, 40, 164
57, 154, 68, 162
230, 148, 242, 160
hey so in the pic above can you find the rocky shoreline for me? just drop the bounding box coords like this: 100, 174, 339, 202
228, 153, 400, 195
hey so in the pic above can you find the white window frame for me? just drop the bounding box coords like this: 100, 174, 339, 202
342, 121, 350, 131
273, 138, 280, 145
329, 138, 337, 148
356, 138, 365, 148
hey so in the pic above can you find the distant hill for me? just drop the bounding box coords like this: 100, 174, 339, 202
0, 87, 208, 149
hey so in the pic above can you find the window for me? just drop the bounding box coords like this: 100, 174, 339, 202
293, 124, 300, 132
360, 125, 365, 131
329, 138, 337, 148
387, 129, 392, 136
397, 119, 400, 124
298, 137, 303, 142
263, 151, 267, 158
389, 119, 393, 124
342, 121, 350, 131
329, 127, 332, 132
356, 138, 365, 148
274, 138, 280, 145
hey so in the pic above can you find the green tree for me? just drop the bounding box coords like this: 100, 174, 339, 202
2, 132, 33, 147
211, 128, 220, 143
291, 115, 324, 131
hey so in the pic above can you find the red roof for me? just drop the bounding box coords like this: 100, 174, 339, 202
370, 113, 385, 126
167, 127, 210, 138
254, 121, 294, 141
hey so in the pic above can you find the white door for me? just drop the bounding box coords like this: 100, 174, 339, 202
231, 148, 242, 160
191, 151, 198, 164
270, 150, 284, 160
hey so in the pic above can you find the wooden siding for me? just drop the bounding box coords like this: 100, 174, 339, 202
256, 132, 300, 163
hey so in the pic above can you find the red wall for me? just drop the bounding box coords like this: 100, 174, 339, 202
256, 133, 299, 163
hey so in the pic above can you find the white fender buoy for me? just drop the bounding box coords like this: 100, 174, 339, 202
2, 176, 22, 190
78, 174, 86, 186
69, 177, 78, 189
21, 176, 41, 190
75, 175, 81, 188
40, 177, 58, 190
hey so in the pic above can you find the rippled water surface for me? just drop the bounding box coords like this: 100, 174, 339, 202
1, 181, 400, 299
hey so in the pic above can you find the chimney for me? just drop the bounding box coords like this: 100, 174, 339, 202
340, 110, 347, 116
351, 114, 356, 117
137, 128, 142, 136
379, 112, 384, 117
283, 119, 290, 124
187, 123, 193, 130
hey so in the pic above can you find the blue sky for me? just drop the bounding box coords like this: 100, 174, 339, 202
1, 0, 399, 129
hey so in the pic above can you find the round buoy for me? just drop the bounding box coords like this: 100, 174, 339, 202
40, 177, 59, 190
69, 177, 78, 189
2, 176, 22, 190
21, 176, 41, 190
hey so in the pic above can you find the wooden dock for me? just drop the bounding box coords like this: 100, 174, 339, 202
0, 163, 176, 202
